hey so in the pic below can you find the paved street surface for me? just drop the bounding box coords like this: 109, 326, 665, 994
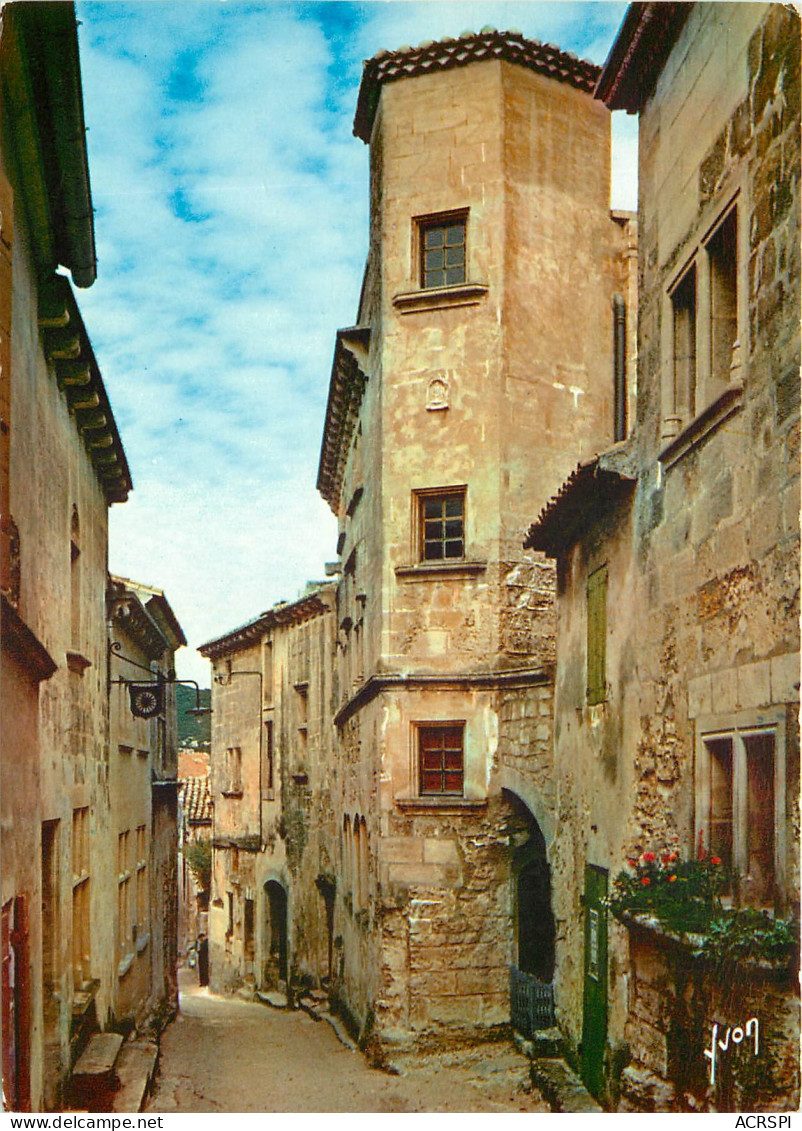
147, 969, 549, 1113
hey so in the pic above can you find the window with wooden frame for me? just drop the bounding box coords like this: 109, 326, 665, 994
264, 720, 274, 795
72, 807, 91, 987
418, 724, 464, 796
586, 565, 608, 706
224, 747, 242, 796
418, 488, 465, 562
667, 201, 740, 432
135, 825, 147, 945
117, 829, 131, 956
671, 265, 697, 421
697, 717, 783, 910
419, 214, 467, 290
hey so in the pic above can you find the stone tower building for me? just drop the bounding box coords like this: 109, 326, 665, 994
317, 29, 636, 1050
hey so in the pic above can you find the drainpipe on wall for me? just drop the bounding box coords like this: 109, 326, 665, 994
613, 293, 627, 442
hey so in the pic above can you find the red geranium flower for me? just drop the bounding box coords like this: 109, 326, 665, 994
642, 852, 656, 863
627, 859, 637, 868
710, 856, 722, 866
640, 876, 651, 886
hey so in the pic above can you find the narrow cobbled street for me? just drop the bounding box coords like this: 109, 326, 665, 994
146, 971, 548, 1113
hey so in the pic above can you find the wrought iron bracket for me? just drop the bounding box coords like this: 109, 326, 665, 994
108, 641, 209, 717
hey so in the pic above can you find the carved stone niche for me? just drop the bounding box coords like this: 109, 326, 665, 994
426, 375, 449, 412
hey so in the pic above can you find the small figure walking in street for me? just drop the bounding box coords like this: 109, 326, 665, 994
197, 933, 209, 987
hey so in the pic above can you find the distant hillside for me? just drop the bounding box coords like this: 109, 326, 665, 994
176, 683, 211, 747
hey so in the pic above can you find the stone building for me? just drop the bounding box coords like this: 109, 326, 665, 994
315, 28, 636, 1053
107, 576, 186, 1031
0, 3, 127, 1108
198, 584, 337, 999
525, 1, 800, 1110
0, 5, 180, 1110
178, 753, 212, 958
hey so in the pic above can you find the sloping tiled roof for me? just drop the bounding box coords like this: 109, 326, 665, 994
198, 583, 335, 660
317, 327, 370, 512
354, 28, 602, 141
40, 275, 131, 503
4, 2, 96, 286
524, 455, 636, 556
179, 776, 212, 828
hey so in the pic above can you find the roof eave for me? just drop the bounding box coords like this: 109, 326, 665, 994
355, 29, 602, 143
595, 2, 693, 112
316, 328, 370, 513
40, 274, 132, 503
6, 2, 96, 286
524, 459, 637, 557
199, 588, 335, 660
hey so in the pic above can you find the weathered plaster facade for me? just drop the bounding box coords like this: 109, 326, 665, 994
317, 30, 637, 1053
526, 1, 800, 1110
199, 586, 337, 1000
178, 754, 212, 958
107, 577, 185, 1034
1, 6, 179, 1110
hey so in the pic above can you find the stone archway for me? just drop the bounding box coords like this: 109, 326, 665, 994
515, 823, 555, 982
504, 790, 556, 1034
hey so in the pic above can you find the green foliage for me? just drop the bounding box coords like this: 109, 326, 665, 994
701, 908, 797, 966
176, 684, 211, 747
183, 838, 211, 894
610, 850, 725, 933
611, 851, 797, 967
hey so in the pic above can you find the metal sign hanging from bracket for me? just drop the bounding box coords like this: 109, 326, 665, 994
109, 641, 208, 719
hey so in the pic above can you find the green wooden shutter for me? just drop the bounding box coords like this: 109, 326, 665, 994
587, 565, 608, 705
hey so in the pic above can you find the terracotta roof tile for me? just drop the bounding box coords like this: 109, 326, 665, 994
354, 28, 601, 141
524, 455, 636, 555
179, 776, 212, 828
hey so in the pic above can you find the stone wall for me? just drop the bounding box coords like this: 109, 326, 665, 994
205, 590, 338, 1001
539, 2, 800, 1108
322, 39, 635, 1052
1, 121, 113, 1109
619, 924, 799, 1112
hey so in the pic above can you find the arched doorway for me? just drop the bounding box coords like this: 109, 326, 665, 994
505, 791, 556, 1035
315, 875, 335, 985
516, 824, 555, 982
263, 881, 288, 990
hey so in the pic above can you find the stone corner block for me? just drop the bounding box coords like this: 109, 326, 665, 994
423, 838, 460, 865
770, 652, 800, 704
737, 659, 771, 710
687, 673, 713, 718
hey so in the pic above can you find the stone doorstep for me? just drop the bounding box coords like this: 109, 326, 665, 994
72, 1032, 124, 1079
298, 995, 328, 1021
71, 1033, 125, 1112
529, 1058, 603, 1114
514, 1027, 565, 1059
319, 1010, 359, 1051
256, 989, 289, 1009
111, 1042, 159, 1114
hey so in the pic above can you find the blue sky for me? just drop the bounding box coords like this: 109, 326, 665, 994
74, 1, 637, 684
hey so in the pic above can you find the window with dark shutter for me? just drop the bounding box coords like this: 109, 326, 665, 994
586, 565, 607, 705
